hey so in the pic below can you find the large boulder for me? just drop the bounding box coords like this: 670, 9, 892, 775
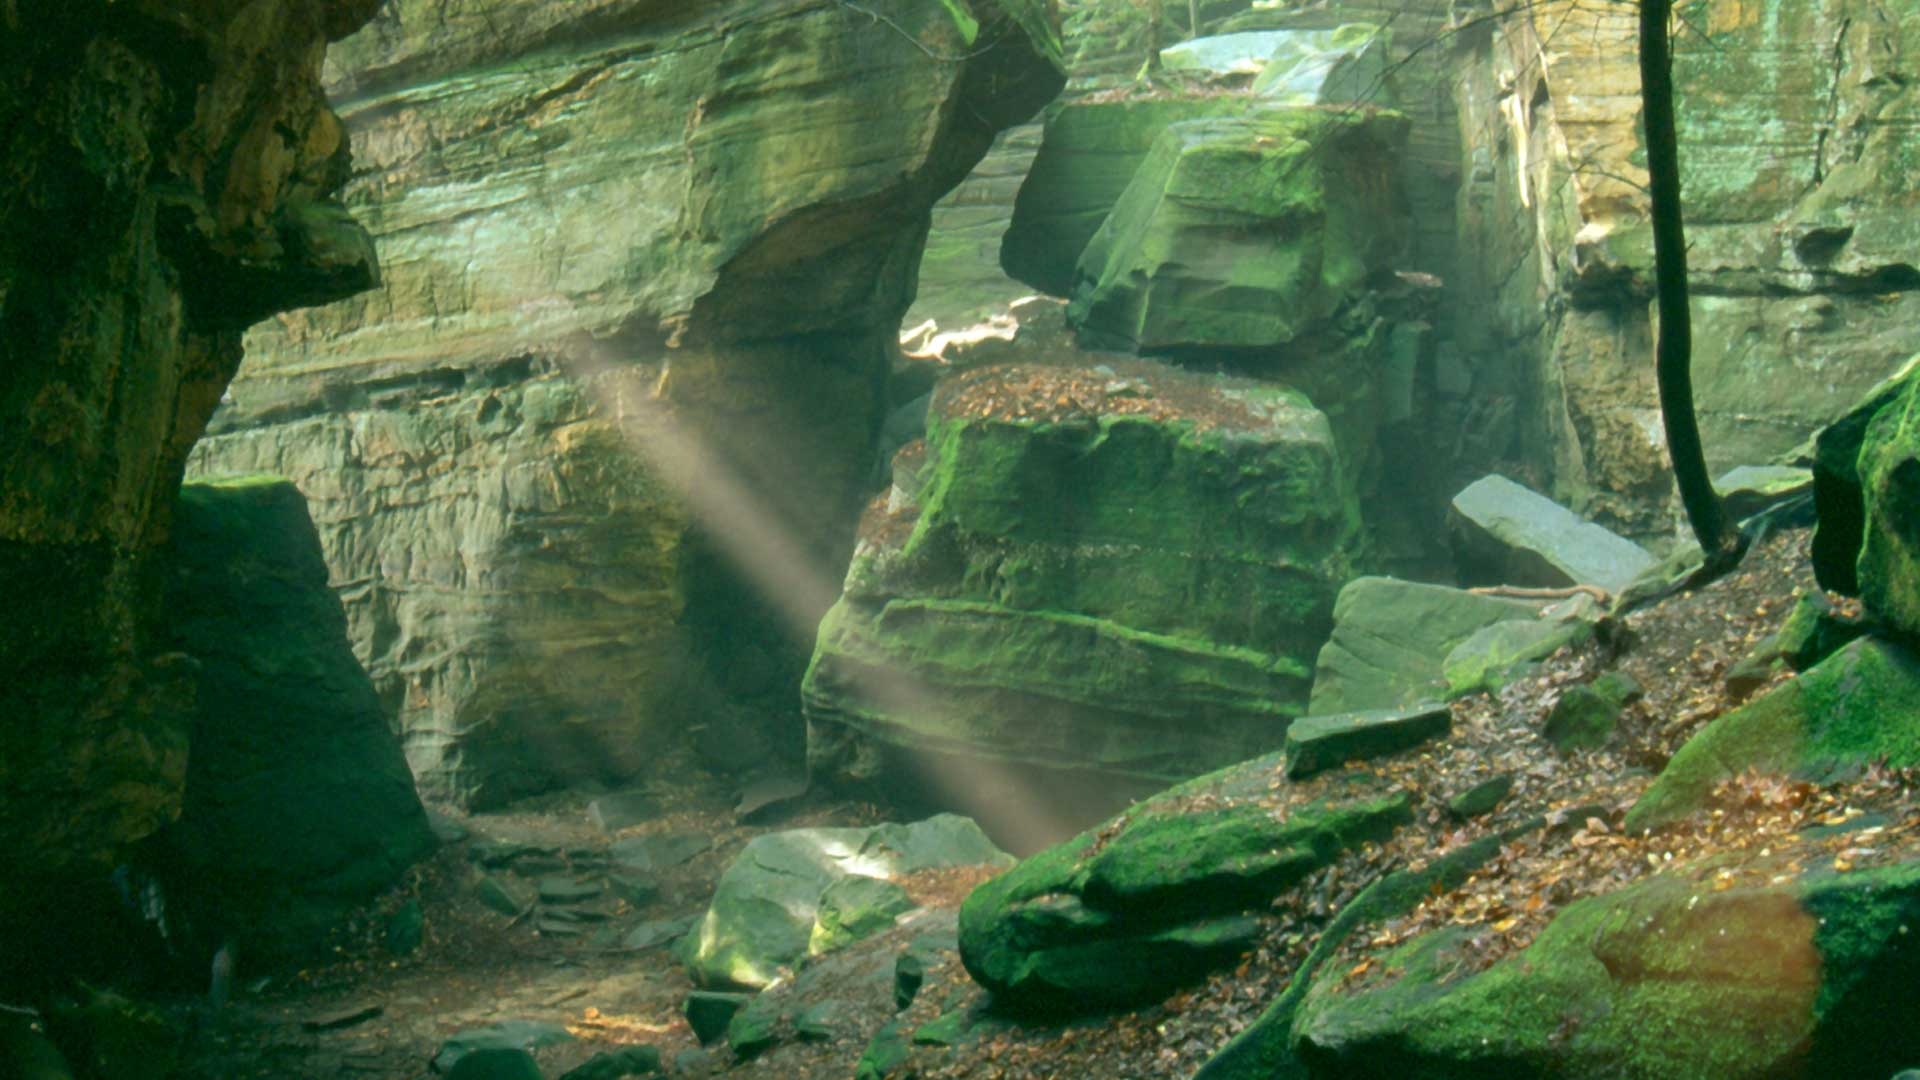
1067, 106, 1409, 354
1627, 635, 1920, 832
150, 477, 435, 963
1292, 861, 1920, 1079
958, 753, 1412, 1014
1448, 474, 1655, 595
1000, 96, 1250, 297
803, 359, 1360, 830
0, 0, 381, 985
1306, 577, 1541, 716
1853, 369, 1920, 635
682, 815, 1011, 990
190, 0, 1066, 807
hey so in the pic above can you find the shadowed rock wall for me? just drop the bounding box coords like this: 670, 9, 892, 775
0, 0, 380, 977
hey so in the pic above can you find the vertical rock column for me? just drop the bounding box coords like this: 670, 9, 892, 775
0, 0, 380, 979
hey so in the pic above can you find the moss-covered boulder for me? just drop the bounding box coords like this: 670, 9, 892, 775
149, 476, 434, 963
1852, 370, 1920, 637
1067, 107, 1409, 353
958, 755, 1411, 1013
682, 815, 1010, 990
1292, 861, 1920, 1079
1307, 577, 1541, 716
1627, 636, 1920, 832
1809, 361, 1918, 596
1001, 97, 1253, 297
804, 360, 1360, 811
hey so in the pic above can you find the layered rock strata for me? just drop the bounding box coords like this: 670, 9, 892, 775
803, 358, 1359, 838
191, 0, 1066, 806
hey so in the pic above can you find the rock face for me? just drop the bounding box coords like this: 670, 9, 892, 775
681, 815, 1011, 991
1449, 0, 1920, 532
1068, 107, 1408, 354
0, 0, 380, 977
803, 359, 1359, 835
149, 477, 434, 963
1292, 861, 1920, 1079
1002, 97, 1250, 297
190, 0, 1067, 807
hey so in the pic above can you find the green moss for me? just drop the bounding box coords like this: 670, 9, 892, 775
1628, 636, 1920, 831
958, 789, 1411, 1013
1292, 860, 1920, 1079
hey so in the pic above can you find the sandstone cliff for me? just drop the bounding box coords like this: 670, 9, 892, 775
192, 0, 1066, 806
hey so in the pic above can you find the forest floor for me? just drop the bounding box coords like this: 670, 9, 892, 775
171, 524, 1920, 1080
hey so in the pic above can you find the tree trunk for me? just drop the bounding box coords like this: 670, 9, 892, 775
1640, 0, 1740, 568
1189, 0, 1201, 39
1146, 0, 1164, 71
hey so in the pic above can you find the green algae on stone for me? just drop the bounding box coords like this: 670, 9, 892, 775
1002, 96, 1253, 296
1441, 616, 1593, 699
1067, 106, 1409, 353
1291, 860, 1920, 1079
957, 774, 1412, 1013
1285, 705, 1452, 780
1628, 636, 1920, 832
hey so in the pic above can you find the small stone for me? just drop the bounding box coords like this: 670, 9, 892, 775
726, 997, 782, 1060
735, 774, 809, 823
912, 1009, 970, 1047
607, 872, 658, 907
557, 1045, 663, 1080
1447, 775, 1514, 820
893, 952, 926, 1012
622, 916, 694, 952
609, 834, 710, 873
385, 900, 424, 956
427, 810, 470, 844
672, 1048, 713, 1074
855, 1020, 912, 1080
1285, 704, 1452, 780
1590, 670, 1643, 705
302, 1003, 382, 1032
588, 791, 656, 832
1543, 685, 1620, 752
432, 1020, 574, 1073
537, 877, 602, 904
446, 1048, 543, 1080
474, 875, 533, 917
683, 991, 752, 1046
535, 916, 586, 937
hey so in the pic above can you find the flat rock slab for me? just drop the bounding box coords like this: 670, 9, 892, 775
1286, 704, 1452, 779
735, 774, 809, 823
623, 916, 696, 952
1715, 463, 1813, 520
610, 833, 710, 873
537, 877, 603, 904
1449, 474, 1655, 595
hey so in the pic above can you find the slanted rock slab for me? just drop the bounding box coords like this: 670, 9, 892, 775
1449, 474, 1655, 595
1308, 577, 1541, 715
1285, 705, 1452, 779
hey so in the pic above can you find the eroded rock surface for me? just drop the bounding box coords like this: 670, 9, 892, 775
0, 0, 379, 979
191, 0, 1066, 806
804, 359, 1359, 832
